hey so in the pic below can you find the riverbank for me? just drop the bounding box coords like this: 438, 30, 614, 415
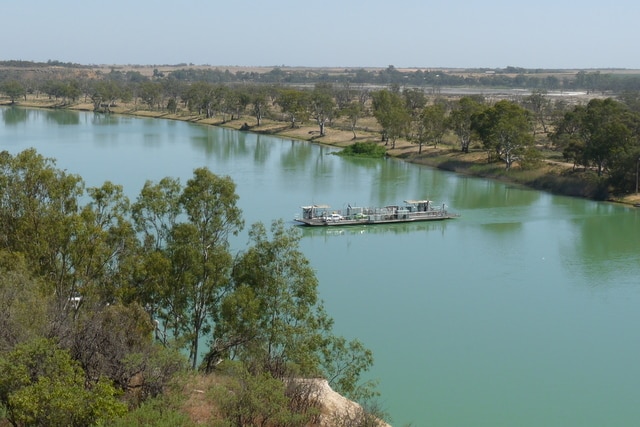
5, 97, 640, 207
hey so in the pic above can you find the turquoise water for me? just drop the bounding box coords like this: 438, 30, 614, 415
3, 107, 640, 426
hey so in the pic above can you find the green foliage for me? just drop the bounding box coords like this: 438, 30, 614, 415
449, 96, 485, 153
276, 89, 311, 128
217, 220, 331, 377
551, 98, 640, 188
211, 220, 377, 409
341, 101, 364, 139
415, 103, 447, 152
0, 148, 379, 425
320, 336, 377, 402
0, 251, 49, 351
131, 169, 244, 370
372, 89, 410, 148
212, 362, 314, 427
107, 395, 195, 427
0, 80, 26, 103
0, 338, 127, 426
336, 142, 387, 158
472, 100, 536, 170
310, 83, 337, 135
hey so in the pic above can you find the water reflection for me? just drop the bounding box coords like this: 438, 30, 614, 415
563, 208, 640, 282
91, 113, 120, 126
281, 139, 317, 171
43, 109, 80, 126
453, 177, 541, 211
254, 134, 270, 164
1, 106, 28, 125
192, 126, 251, 159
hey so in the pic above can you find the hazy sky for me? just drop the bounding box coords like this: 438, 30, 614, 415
5, 0, 639, 69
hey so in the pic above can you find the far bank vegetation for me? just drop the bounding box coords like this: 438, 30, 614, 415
3, 62, 640, 202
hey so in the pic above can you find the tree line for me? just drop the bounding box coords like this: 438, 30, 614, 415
3, 67, 640, 195
371, 87, 640, 195
4, 61, 640, 92
0, 149, 378, 426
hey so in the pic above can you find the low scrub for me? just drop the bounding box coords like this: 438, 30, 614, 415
336, 142, 387, 158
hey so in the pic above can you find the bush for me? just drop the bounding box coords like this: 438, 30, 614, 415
0, 338, 127, 426
335, 142, 387, 158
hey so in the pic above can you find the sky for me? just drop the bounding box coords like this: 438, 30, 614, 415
4, 0, 640, 69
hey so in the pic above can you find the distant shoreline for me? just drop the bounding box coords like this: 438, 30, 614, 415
3, 98, 640, 208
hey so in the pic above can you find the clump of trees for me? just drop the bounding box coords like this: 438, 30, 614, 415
0, 149, 379, 425
551, 98, 640, 191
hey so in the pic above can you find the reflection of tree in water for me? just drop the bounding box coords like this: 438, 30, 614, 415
253, 134, 270, 165
281, 139, 315, 172
44, 109, 80, 126
91, 112, 120, 126
452, 177, 541, 210
564, 210, 640, 282
191, 127, 251, 159
1, 106, 28, 125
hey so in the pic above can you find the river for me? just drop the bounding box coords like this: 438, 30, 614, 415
2, 106, 640, 426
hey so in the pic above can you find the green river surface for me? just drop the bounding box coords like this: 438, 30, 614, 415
2, 106, 640, 426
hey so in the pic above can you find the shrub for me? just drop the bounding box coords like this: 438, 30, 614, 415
336, 142, 387, 158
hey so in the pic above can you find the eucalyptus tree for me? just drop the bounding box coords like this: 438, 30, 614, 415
449, 96, 485, 153
553, 98, 638, 178
402, 88, 427, 121
139, 81, 164, 110
161, 78, 186, 112
132, 169, 243, 369
215, 85, 233, 121
233, 88, 252, 121
0, 148, 142, 323
310, 83, 337, 136
213, 220, 375, 400
371, 89, 410, 148
216, 220, 329, 376
181, 81, 207, 114
77, 181, 138, 305
472, 100, 535, 170
0, 149, 84, 298
176, 168, 243, 369
403, 88, 428, 142
417, 103, 448, 152
550, 105, 587, 167
334, 82, 355, 110
523, 89, 552, 134
341, 101, 364, 140
130, 178, 182, 328
248, 85, 269, 126
277, 88, 311, 128
0, 80, 26, 103
91, 80, 122, 112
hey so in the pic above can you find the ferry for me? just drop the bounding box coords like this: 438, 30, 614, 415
294, 200, 459, 227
